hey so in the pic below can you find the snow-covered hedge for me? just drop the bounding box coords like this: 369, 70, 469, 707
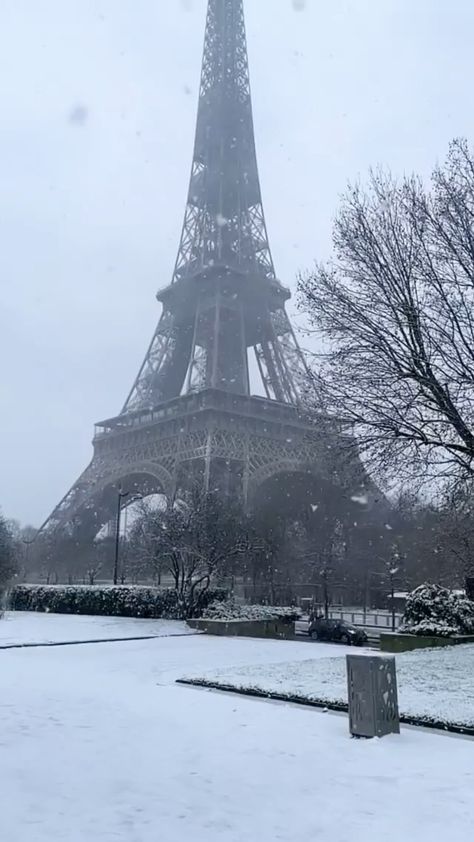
202, 601, 301, 622
400, 583, 474, 637
8, 584, 226, 620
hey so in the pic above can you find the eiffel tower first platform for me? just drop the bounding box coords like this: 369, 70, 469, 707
41, 0, 377, 540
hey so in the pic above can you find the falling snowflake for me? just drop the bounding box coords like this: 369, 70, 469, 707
351, 494, 369, 506
68, 104, 89, 125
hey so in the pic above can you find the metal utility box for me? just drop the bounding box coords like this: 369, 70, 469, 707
346, 654, 400, 738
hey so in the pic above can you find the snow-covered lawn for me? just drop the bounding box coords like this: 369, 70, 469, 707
184, 644, 474, 728
0, 610, 195, 646
0, 628, 473, 840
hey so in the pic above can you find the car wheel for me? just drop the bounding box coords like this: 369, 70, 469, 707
310, 630, 319, 641
341, 633, 351, 646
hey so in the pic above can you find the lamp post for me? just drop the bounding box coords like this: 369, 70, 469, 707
22, 538, 35, 561
389, 558, 400, 633
113, 490, 144, 586
113, 490, 129, 586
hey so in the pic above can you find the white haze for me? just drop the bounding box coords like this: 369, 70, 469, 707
2, 0, 474, 524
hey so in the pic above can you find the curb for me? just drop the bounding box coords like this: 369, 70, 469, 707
177, 678, 474, 738
0, 631, 199, 651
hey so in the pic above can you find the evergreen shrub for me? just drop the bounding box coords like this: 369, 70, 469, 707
400, 583, 474, 637
8, 584, 226, 620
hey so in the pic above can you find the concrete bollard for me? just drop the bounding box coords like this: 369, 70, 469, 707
346, 654, 400, 738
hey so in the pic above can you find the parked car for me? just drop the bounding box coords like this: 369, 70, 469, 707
308, 617, 368, 646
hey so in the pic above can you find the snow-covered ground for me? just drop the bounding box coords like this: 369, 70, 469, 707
0, 610, 195, 646
184, 644, 474, 728
0, 624, 473, 840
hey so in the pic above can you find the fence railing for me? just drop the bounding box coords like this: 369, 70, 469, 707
302, 608, 402, 630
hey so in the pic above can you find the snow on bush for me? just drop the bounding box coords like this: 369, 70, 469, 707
8, 584, 226, 620
400, 583, 474, 637
202, 600, 301, 622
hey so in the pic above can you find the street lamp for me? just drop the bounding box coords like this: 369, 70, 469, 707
389, 558, 400, 633
113, 490, 129, 586
113, 489, 143, 586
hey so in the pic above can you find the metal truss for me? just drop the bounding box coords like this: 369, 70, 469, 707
173, 0, 274, 282
123, 0, 290, 412
270, 307, 312, 398
40, 1, 324, 541
40, 412, 326, 534
123, 307, 178, 412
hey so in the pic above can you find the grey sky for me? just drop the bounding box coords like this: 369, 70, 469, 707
2, 0, 474, 526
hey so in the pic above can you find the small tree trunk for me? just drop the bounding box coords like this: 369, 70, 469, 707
323, 571, 329, 619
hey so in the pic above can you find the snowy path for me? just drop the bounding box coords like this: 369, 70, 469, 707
0, 611, 195, 646
0, 630, 473, 841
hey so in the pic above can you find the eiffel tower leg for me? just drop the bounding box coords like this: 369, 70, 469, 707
39, 456, 176, 539
124, 308, 194, 411
254, 340, 286, 402
271, 307, 311, 397
186, 296, 207, 392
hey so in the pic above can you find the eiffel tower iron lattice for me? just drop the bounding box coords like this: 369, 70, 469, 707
40, 0, 377, 542
123, 0, 307, 412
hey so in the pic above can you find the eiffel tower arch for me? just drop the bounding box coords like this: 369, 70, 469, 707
40, 0, 379, 543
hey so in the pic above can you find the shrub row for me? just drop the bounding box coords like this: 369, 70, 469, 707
8, 584, 227, 620
202, 600, 301, 622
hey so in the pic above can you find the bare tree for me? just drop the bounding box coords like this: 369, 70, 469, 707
83, 542, 104, 585
242, 510, 291, 605
385, 491, 469, 588
0, 512, 17, 606
435, 489, 474, 579
128, 499, 167, 585
32, 529, 96, 585
299, 138, 474, 491
304, 519, 346, 618
129, 489, 250, 617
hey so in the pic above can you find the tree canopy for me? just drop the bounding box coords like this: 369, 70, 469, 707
0, 512, 16, 595
299, 139, 474, 493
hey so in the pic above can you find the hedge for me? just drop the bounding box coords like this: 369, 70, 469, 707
7, 584, 227, 620
202, 601, 301, 622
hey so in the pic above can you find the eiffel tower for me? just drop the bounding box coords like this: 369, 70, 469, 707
41, 0, 375, 541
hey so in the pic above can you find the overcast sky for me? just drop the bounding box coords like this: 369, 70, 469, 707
2, 0, 474, 526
